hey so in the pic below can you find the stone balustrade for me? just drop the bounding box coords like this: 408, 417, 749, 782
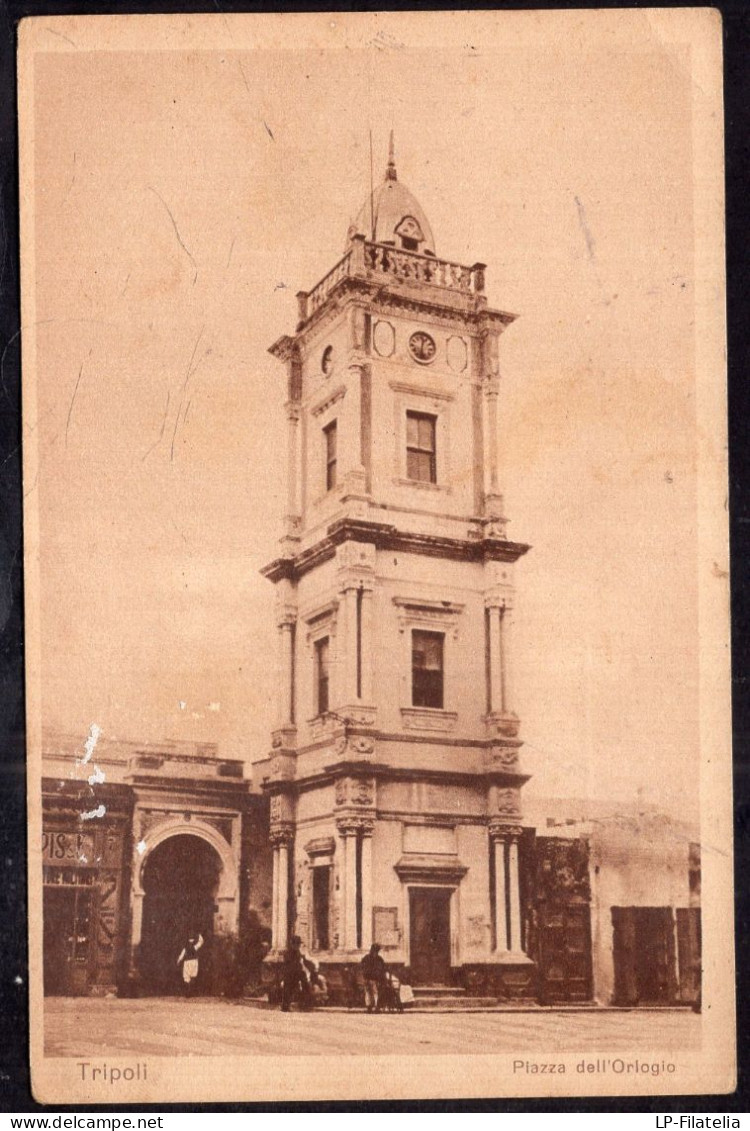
298, 238, 486, 324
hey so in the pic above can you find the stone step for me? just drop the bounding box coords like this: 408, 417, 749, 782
412, 985, 466, 997
408, 996, 498, 1010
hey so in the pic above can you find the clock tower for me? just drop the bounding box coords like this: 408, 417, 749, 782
261, 138, 534, 999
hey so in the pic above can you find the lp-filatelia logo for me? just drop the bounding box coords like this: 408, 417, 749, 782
655, 1120, 740, 1128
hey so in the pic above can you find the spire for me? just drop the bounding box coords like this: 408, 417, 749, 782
386, 130, 397, 181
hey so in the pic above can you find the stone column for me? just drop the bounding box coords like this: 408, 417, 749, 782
279, 621, 295, 726
336, 819, 360, 952
341, 585, 359, 705
360, 588, 374, 704
491, 830, 508, 951
500, 605, 513, 715
344, 830, 358, 951
285, 401, 301, 528
487, 604, 503, 715
277, 841, 290, 949
508, 832, 523, 953
360, 824, 374, 950
271, 845, 279, 948
485, 374, 500, 501
270, 825, 294, 950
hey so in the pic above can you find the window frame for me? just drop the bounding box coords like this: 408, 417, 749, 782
323, 419, 337, 492
314, 634, 330, 716
411, 628, 445, 710
405, 410, 437, 484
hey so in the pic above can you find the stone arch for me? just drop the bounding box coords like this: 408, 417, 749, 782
134, 817, 237, 900
131, 817, 239, 955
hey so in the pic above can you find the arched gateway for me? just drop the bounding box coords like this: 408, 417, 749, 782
132, 819, 240, 995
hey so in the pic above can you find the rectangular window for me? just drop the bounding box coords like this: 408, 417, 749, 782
412, 629, 444, 709
315, 636, 330, 716
406, 411, 436, 483
324, 420, 337, 491
312, 865, 331, 951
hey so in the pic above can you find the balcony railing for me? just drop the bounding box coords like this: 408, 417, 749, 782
298, 236, 486, 324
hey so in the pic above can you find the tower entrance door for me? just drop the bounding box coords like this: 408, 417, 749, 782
140, 835, 222, 994
409, 887, 452, 985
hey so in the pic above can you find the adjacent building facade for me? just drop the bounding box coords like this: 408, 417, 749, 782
41, 732, 271, 997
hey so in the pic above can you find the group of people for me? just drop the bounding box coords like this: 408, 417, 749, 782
279, 939, 402, 1014
278, 935, 329, 1011
176, 930, 403, 1012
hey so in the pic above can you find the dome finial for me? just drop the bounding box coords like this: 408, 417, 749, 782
386, 130, 397, 181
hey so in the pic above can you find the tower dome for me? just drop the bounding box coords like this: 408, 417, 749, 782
349, 134, 436, 256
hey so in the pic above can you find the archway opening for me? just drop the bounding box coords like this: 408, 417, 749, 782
139, 834, 222, 994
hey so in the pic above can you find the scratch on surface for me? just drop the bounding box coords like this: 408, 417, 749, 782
148, 185, 198, 285
226, 236, 236, 269
45, 26, 77, 48
120, 272, 131, 297
274, 281, 288, 291
574, 195, 596, 262
80, 804, 106, 821
62, 151, 77, 205
142, 389, 171, 461
712, 561, 729, 579
237, 60, 250, 94
171, 326, 204, 461
263, 120, 275, 141
79, 723, 102, 765
65, 362, 84, 446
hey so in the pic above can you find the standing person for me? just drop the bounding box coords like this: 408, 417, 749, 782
176, 931, 204, 997
280, 935, 312, 1012
360, 943, 387, 1013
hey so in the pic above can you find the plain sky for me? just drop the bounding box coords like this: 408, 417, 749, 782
27, 14, 707, 817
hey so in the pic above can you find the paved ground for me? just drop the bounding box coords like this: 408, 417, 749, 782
44, 997, 701, 1058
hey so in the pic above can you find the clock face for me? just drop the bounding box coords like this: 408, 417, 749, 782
408, 331, 437, 364
321, 345, 334, 375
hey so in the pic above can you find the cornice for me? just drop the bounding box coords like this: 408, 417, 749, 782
261, 517, 530, 583
273, 277, 517, 354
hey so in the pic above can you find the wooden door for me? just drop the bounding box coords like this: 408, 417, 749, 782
635, 907, 677, 1003
536, 903, 593, 1003
409, 888, 452, 985
43, 886, 92, 995
612, 906, 678, 1004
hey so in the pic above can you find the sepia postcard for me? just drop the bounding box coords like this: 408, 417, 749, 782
19, 9, 733, 1104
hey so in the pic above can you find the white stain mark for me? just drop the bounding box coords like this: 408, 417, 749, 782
179, 700, 186, 711
80, 804, 106, 821
79, 855, 88, 864
136, 840, 147, 855
80, 723, 102, 765
87, 764, 105, 786
14, 976, 23, 985
208, 702, 221, 712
